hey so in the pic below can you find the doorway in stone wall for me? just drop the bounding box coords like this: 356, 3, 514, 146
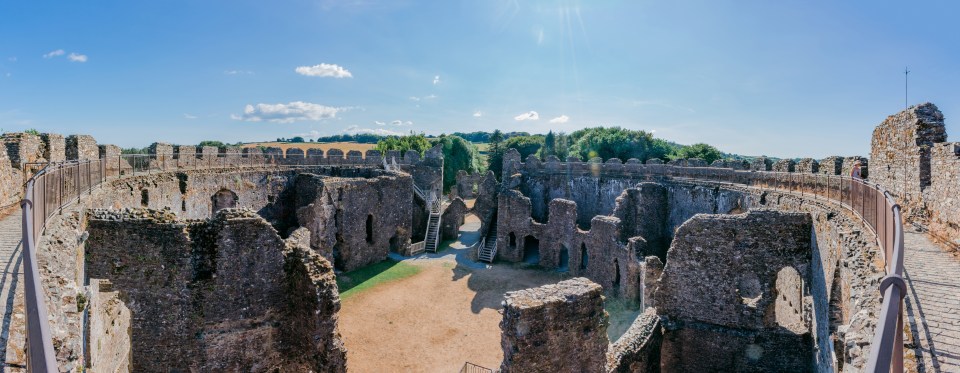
211, 189, 238, 215
558, 244, 569, 272
522, 236, 540, 264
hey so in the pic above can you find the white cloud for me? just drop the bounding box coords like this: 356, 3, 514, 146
67, 53, 88, 62
473, 110, 482, 118
184, 113, 198, 119
43, 49, 65, 59
295, 63, 353, 78
433, 75, 440, 85
548, 115, 569, 124
375, 121, 386, 126
232, 101, 342, 123
409, 94, 438, 102
342, 125, 402, 136
390, 120, 413, 126
514, 111, 539, 121
224, 70, 254, 75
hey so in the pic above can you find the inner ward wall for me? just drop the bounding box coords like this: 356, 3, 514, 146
24, 166, 401, 370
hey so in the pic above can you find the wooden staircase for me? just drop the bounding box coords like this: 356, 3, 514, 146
477, 216, 497, 263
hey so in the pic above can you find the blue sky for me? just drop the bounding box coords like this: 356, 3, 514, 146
1, 0, 958, 158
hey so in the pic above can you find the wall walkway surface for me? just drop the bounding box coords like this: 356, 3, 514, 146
903, 227, 960, 372
0, 210, 25, 371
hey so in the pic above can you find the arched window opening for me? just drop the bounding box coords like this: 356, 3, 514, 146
508, 232, 517, 249
558, 244, 569, 272
522, 236, 540, 264
366, 215, 374, 244
140, 189, 149, 207
613, 259, 621, 288
579, 243, 588, 271
211, 189, 239, 215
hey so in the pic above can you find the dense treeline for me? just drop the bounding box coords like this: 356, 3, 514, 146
275, 134, 385, 144
374, 127, 733, 189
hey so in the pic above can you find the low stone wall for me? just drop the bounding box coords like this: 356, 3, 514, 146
606, 308, 662, 372
500, 278, 609, 373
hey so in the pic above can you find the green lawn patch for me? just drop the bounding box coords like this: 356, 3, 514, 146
336, 259, 422, 300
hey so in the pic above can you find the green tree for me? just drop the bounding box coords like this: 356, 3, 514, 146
435, 135, 483, 191
503, 135, 544, 160
374, 133, 432, 157
487, 130, 506, 179
541, 131, 556, 160
567, 127, 670, 162
198, 140, 226, 148
671, 143, 723, 164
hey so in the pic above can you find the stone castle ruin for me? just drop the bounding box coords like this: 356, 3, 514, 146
1, 102, 958, 371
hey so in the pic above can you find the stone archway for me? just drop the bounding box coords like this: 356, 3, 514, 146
211, 189, 239, 215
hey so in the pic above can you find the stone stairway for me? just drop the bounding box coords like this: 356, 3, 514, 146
477, 218, 497, 263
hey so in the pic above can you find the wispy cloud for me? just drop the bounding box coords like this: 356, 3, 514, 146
433, 75, 441, 85
184, 113, 198, 120
375, 120, 386, 126
7, 57, 16, 62
473, 110, 483, 118
549, 115, 569, 124
232, 101, 342, 123
409, 94, 438, 102
67, 53, 88, 62
43, 49, 65, 59
295, 63, 353, 78
224, 70, 254, 75
514, 111, 539, 121
343, 125, 403, 136
390, 120, 413, 126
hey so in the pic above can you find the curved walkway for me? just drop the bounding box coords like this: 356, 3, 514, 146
0, 210, 24, 371
904, 227, 960, 372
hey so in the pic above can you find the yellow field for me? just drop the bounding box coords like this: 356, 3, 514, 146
242, 142, 377, 153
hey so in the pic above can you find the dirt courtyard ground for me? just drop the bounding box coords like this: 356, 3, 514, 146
338, 214, 642, 372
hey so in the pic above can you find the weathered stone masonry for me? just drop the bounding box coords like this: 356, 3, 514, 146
84, 208, 347, 372
869, 103, 960, 245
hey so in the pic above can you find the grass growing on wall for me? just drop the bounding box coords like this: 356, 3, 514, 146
337, 259, 422, 300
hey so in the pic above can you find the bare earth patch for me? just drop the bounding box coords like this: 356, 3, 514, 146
337, 215, 642, 372
338, 216, 569, 372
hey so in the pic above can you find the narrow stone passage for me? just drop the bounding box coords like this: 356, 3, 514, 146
904, 227, 960, 372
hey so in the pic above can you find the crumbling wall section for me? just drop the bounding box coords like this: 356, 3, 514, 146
84, 209, 347, 372
40, 133, 65, 162
654, 210, 814, 373
926, 142, 960, 244
500, 278, 609, 373
85, 279, 132, 372
870, 103, 947, 221
440, 197, 467, 241
65, 134, 98, 161
294, 171, 413, 270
